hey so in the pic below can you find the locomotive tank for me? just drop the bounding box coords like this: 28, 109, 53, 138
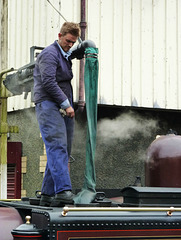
145, 133, 181, 187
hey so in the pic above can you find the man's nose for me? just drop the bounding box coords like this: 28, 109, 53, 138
69, 42, 74, 47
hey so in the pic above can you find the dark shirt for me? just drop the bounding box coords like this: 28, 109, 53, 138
33, 41, 73, 107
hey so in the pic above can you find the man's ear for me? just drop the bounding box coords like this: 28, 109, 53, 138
58, 33, 61, 38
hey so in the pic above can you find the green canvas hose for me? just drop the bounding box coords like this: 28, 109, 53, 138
74, 47, 99, 204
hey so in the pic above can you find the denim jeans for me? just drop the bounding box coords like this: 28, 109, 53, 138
35, 100, 74, 196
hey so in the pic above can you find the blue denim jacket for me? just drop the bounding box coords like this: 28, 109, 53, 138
33, 41, 73, 108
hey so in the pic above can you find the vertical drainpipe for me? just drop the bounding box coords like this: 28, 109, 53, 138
77, 0, 87, 113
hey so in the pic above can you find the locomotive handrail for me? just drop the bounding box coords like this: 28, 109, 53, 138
0, 199, 21, 201
62, 206, 179, 217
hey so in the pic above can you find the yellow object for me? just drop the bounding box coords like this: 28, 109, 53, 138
0, 68, 19, 199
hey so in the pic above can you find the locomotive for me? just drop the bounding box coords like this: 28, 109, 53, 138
1, 133, 181, 240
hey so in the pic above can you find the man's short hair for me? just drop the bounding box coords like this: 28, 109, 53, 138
60, 22, 81, 37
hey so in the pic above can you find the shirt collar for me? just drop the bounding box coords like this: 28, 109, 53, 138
56, 41, 72, 60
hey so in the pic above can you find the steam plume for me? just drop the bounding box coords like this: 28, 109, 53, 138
97, 112, 158, 143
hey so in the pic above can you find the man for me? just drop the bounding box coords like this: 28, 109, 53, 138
33, 22, 81, 207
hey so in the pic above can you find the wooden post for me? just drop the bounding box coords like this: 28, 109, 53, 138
0, 69, 14, 199
0, 0, 18, 199
0, 0, 8, 199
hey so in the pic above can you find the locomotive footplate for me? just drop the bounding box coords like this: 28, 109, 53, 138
2, 199, 181, 240
2, 187, 181, 240
32, 205, 181, 240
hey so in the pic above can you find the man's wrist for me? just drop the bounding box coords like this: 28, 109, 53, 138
60, 99, 70, 109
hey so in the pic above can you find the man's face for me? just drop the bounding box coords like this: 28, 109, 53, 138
58, 33, 77, 52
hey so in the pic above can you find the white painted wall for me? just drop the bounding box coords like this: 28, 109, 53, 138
7, 0, 181, 111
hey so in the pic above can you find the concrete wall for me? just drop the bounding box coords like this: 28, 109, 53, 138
7, 105, 181, 197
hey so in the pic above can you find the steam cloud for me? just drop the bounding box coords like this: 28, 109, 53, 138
97, 112, 158, 143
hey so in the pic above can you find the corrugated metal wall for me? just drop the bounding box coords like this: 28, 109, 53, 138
7, 0, 181, 111
7, 0, 81, 111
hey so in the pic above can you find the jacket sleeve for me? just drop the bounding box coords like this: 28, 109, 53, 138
38, 50, 68, 105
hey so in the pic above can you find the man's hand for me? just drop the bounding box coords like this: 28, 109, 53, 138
66, 106, 75, 118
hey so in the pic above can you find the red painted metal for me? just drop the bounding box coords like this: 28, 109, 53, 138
7, 142, 22, 198
58, 228, 181, 240
146, 134, 181, 187
0, 207, 23, 240
12, 235, 42, 240
77, 0, 87, 113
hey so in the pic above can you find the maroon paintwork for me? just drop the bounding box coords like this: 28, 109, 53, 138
145, 134, 181, 187
58, 228, 181, 240
7, 142, 22, 199
0, 207, 23, 240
